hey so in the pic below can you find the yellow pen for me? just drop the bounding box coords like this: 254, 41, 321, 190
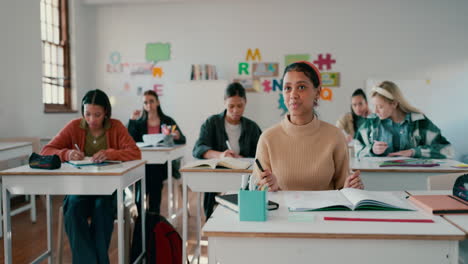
171, 125, 177, 133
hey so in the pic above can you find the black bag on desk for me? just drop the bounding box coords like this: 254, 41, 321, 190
28, 152, 61, 170
453, 174, 468, 202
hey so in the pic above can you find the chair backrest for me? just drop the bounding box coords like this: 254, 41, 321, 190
427, 173, 466, 190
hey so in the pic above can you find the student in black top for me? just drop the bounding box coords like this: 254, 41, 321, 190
193, 82, 262, 218
127, 90, 186, 214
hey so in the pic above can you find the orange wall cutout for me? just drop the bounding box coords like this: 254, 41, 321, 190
320, 87, 333, 101
152, 67, 164, 78
245, 48, 262, 61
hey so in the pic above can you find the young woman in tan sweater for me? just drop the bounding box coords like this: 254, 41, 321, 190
254, 62, 363, 191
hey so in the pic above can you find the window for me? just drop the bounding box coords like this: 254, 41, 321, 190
40, 0, 72, 112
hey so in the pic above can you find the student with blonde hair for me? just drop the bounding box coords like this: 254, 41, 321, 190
355, 81, 453, 159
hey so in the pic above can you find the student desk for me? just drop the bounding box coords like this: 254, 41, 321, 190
351, 157, 468, 191
203, 191, 465, 264
407, 190, 468, 263
0, 142, 36, 237
139, 144, 186, 221
180, 163, 253, 264
0, 160, 146, 264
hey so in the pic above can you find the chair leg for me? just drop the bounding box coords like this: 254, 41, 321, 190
124, 206, 131, 263
56, 205, 64, 264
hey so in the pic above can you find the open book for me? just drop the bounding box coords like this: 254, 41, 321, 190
215, 194, 279, 212
379, 159, 440, 167
182, 158, 251, 170
285, 188, 414, 212
67, 157, 123, 171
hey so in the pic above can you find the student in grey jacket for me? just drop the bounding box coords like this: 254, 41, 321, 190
193, 82, 262, 218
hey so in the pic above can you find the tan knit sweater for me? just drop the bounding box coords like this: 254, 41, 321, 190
253, 115, 349, 190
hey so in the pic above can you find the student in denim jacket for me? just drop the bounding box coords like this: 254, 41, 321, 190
192, 82, 262, 218
355, 81, 454, 159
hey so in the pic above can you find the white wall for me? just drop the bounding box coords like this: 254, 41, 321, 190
0, 0, 96, 139
1, 0, 467, 159
92, 0, 468, 159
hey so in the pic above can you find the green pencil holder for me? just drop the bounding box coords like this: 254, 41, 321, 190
238, 189, 267, 222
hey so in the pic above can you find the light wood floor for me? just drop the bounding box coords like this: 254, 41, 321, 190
0, 184, 208, 264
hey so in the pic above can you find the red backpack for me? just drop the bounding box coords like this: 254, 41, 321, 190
131, 212, 182, 264
148, 215, 182, 264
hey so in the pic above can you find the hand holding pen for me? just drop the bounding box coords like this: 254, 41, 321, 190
255, 159, 280, 192
220, 140, 240, 158
68, 143, 85, 161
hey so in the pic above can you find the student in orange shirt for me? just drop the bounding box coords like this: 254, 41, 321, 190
42, 89, 140, 264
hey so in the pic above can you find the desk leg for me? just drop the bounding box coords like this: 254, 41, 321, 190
31, 195, 37, 223
46, 195, 52, 263
168, 159, 173, 221
141, 175, 146, 263
117, 188, 124, 264
3, 186, 12, 264
0, 183, 3, 238
182, 177, 188, 264
196, 192, 201, 263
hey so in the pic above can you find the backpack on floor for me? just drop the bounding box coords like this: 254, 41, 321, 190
130, 212, 182, 264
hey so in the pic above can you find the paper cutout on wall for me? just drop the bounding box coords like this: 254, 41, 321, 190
238, 62, 249, 75
137, 86, 143, 96
321, 72, 340, 87
262, 79, 272, 93
253, 63, 279, 78
245, 48, 262, 61
320, 87, 333, 101
153, 84, 164, 96
124, 82, 131, 92
285, 54, 310, 66
313, 53, 336, 71
106, 51, 124, 73
146, 43, 171, 63
152, 67, 164, 78
233, 78, 259, 92
109, 51, 121, 64
278, 93, 288, 115
130, 63, 154, 75
107, 64, 123, 73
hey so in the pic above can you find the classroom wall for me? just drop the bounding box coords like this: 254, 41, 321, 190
92, 0, 468, 159
1, 0, 467, 160
0, 0, 96, 139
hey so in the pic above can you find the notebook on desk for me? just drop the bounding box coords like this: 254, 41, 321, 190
379, 159, 440, 167
215, 194, 279, 212
408, 195, 468, 214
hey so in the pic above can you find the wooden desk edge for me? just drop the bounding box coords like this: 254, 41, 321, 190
0, 142, 33, 151
140, 144, 186, 151
442, 216, 468, 239
202, 231, 465, 241
180, 168, 253, 173
0, 160, 147, 176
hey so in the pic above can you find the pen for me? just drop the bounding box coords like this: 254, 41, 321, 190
171, 125, 177, 133
255, 159, 265, 172
74, 144, 80, 152
226, 140, 232, 150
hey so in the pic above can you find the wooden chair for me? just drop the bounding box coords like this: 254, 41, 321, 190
427, 172, 466, 190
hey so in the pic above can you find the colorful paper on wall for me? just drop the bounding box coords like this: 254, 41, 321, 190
146, 43, 171, 62
285, 54, 310, 66
321, 72, 340, 87
252, 63, 279, 78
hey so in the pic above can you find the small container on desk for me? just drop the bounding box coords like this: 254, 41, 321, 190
238, 189, 267, 222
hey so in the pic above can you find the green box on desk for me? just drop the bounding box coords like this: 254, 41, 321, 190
238, 189, 267, 222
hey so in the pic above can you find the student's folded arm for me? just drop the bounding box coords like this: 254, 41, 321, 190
40, 120, 76, 162
192, 120, 213, 159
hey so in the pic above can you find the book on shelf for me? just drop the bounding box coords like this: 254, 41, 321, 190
408, 195, 468, 214
182, 158, 252, 170
215, 193, 279, 212
379, 159, 440, 167
284, 188, 415, 212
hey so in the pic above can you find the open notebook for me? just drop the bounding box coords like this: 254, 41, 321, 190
182, 158, 251, 170
67, 157, 123, 171
285, 188, 414, 212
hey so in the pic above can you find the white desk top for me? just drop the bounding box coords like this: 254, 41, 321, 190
0, 142, 32, 151
203, 191, 465, 240
139, 144, 186, 151
351, 157, 468, 173
0, 160, 146, 176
